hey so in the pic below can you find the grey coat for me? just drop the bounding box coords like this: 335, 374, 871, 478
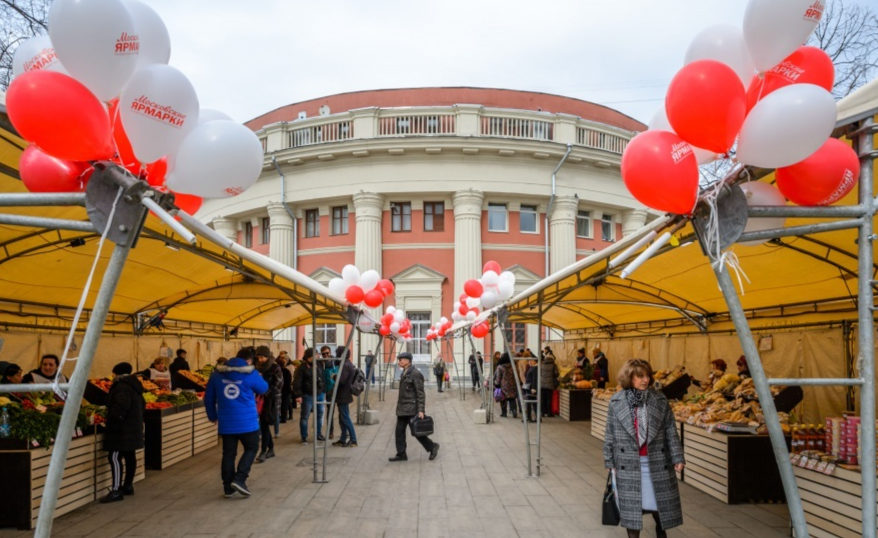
396, 365, 426, 417
603, 389, 685, 531
539, 357, 559, 389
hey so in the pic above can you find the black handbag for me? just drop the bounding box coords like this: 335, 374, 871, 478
602, 472, 621, 526
409, 415, 434, 437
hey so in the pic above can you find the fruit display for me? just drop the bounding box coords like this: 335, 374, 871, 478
143, 393, 157, 404
654, 366, 686, 387
146, 402, 174, 410
178, 370, 209, 387
593, 387, 618, 401
138, 378, 160, 391
89, 378, 113, 393
671, 387, 790, 434
156, 390, 200, 407
197, 365, 215, 378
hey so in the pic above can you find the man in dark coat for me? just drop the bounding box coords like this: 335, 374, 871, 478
169, 348, 190, 375
100, 362, 145, 503
277, 356, 293, 423
331, 346, 358, 447
293, 348, 325, 443
389, 352, 439, 462
255, 346, 282, 463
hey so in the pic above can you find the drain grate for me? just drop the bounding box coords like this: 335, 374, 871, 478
296, 457, 350, 467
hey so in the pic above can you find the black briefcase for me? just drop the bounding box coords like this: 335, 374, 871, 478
409, 415, 434, 437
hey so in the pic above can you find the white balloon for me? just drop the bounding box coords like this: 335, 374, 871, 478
49, 0, 138, 101
328, 278, 346, 297
740, 182, 787, 246
386, 306, 397, 314
453, 301, 461, 311
359, 270, 380, 292
466, 297, 481, 309
121, 0, 170, 68
499, 271, 516, 285
480, 291, 498, 310
198, 108, 233, 125
341, 265, 360, 287
648, 107, 718, 164
744, 0, 824, 73
498, 281, 515, 300
451, 312, 463, 322
119, 65, 198, 163
481, 270, 500, 286
12, 35, 67, 78
736, 84, 836, 168
390, 322, 401, 333
358, 318, 376, 332
394, 311, 405, 322
685, 24, 755, 89
440, 316, 449, 324
166, 120, 262, 199
466, 311, 477, 322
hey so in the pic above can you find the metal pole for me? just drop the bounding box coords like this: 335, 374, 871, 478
856, 116, 876, 538
712, 265, 808, 538
311, 309, 320, 483
0, 383, 71, 393
736, 219, 860, 243
0, 193, 86, 206
748, 204, 866, 218
141, 197, 196, 244
498, 318, 533, 477
360, 336, 384, 421
321, 314, 360, 482
468, 334, 488, 419
0, 214, 96, 233
535, 312, 543, 478
767, 378, 864, 386
34, 244, 130, 538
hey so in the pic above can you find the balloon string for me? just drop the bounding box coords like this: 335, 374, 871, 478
700, 179, 725, 264
714, 250, 751, 295
53, 186, 124, 400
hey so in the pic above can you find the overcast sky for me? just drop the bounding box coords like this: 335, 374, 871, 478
142, 0, 854, 126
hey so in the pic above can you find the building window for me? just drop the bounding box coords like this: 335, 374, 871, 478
305, 209, 319, 238
504, 323, 527, 350
244, 222, 253, 248
488, 203, 508, 232
261, 218, 270, 244
424, 202, 445, 232
316, 324, 337, 353
576, 210, 591, 238
602, 214, 615, 242
391, 202, 411, 232
520, 205, 538, 234
332, 206, 349, 235
407, 312, 432, 357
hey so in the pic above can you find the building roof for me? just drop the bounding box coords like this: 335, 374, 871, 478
246, 87, 646, 132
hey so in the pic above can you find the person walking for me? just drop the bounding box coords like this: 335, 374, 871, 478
468, 352, 481, 391
331, 346, 358, 447
433, 356, 446, 393
99, 362, 145, 503
603, 359, 685, 538
389, 352, 439, 462
277, 355, 294, 424
539, 350, 560, 418
204, 347, 268, 498
594, 346, 610, 389
365, 350, 376, 386
493, 352, 518, 418
293, 348, 325, 444
255, 346, 282, 462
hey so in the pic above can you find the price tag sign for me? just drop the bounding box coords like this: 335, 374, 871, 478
806, 458, 820, 470
31, 440, 40, 448
36, 405, 47, 413
815, 462, 828, 473
823, 463, 837, 475
798, 457, 809, 468
75, 428, 83, 438
790, 454, 801, 464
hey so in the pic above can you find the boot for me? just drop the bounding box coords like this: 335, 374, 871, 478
255, 450, 267, 463
264, 448, 275, 459
652, 512, 667, 538
121, 484, 134, 496
100, 489, 124, 503
626, 530, 640, 538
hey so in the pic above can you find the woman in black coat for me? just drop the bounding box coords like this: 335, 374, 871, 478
255, 346, 283, 462
100, 362, 145, 504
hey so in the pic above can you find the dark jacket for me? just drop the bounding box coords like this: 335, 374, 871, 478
396, 365, 426, 417
603, 389, 685, 531
539, 357, 560, 389
596, 354, 609, 381
204, 358, 268, 435
103, 375, 145, 452
494, 363, 517, 400
293, 360, 325, 397
281, 367, 293, 396
333, 360, 356, 406
365, 354, 375, 368
169, 357, 190, 374
259, 360, 283, 424
525, 364, 538, 395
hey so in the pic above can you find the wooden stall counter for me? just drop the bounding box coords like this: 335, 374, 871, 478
792, 463, 876, 538
559, 389, 592, 421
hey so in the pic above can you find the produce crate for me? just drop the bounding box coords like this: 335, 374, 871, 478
192, 402, 217, 455
559, 389, 592, 421
792, 464, 876, 538
171, 371, 207, 392
682, 423, 788, 504
591, 398, 608, 440
144, 406, 194, 470
83, 382, 109, 406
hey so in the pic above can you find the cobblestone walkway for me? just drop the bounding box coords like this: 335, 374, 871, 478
1, 388, 792, 538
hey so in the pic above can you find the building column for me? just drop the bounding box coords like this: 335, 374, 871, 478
353, 192, 384, 357
212, 217, 238, 243
622, 209, 649, 237
266, 203, 296, 342
549, 195, 578, 274
453, 189, 484, 359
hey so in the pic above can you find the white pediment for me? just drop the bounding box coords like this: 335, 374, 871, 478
504, 264, 541, 284
390, 264, 447, 284
309, 267, 342, 285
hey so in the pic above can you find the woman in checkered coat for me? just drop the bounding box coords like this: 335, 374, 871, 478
603, 359, 685, 537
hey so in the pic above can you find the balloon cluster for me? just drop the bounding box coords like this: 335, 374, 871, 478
426, 317, 453, 341
327, 265, 394, 308
622, 0, 858, 217
378, 306, 412, 342
453, 261, 517, 339
6, 0, 263, 209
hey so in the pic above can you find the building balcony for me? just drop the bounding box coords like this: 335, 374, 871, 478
256, 105, 636, 168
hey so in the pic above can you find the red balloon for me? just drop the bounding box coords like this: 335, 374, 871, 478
376, 279, 395, 297
483, 260, 501, 274
666, 60, 746, 154
747, 46, 834, 113
459, 303, 470, 316
621, 131, 700, 215
439, 328, 447, 337
459, 293, 468, 303
108, 97, 140, 175
469, 308, 480, 317
345, 285, 365, 304
472, 323, 489, 338
464, 279, 484, 298
172, 192, 203, 215
381, 313, 394, 325
146, 158, 168, 187
7, 71, 114, 162
776, 138, 860, 206
379, 325, 391, 337
19, 145, 92, 193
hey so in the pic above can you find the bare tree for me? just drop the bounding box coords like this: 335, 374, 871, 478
0, 0, 50, 91
809, 0, 878, 99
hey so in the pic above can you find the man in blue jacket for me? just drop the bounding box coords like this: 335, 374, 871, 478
205, 346, 268, 498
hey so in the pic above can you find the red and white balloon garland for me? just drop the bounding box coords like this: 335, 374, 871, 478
327, 265, 395, 309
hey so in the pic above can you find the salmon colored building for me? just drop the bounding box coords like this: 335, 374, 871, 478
198, 87, 648, 373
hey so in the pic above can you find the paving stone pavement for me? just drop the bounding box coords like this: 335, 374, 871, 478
1, 387, 793, 538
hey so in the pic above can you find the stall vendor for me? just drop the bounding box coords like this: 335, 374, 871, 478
575, 348, 590, 369
737, 356, 752, 379
0, 363, 23, 384
693, 359, 727, 389
140, 357, 172, 390
22, 354, 69, 386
